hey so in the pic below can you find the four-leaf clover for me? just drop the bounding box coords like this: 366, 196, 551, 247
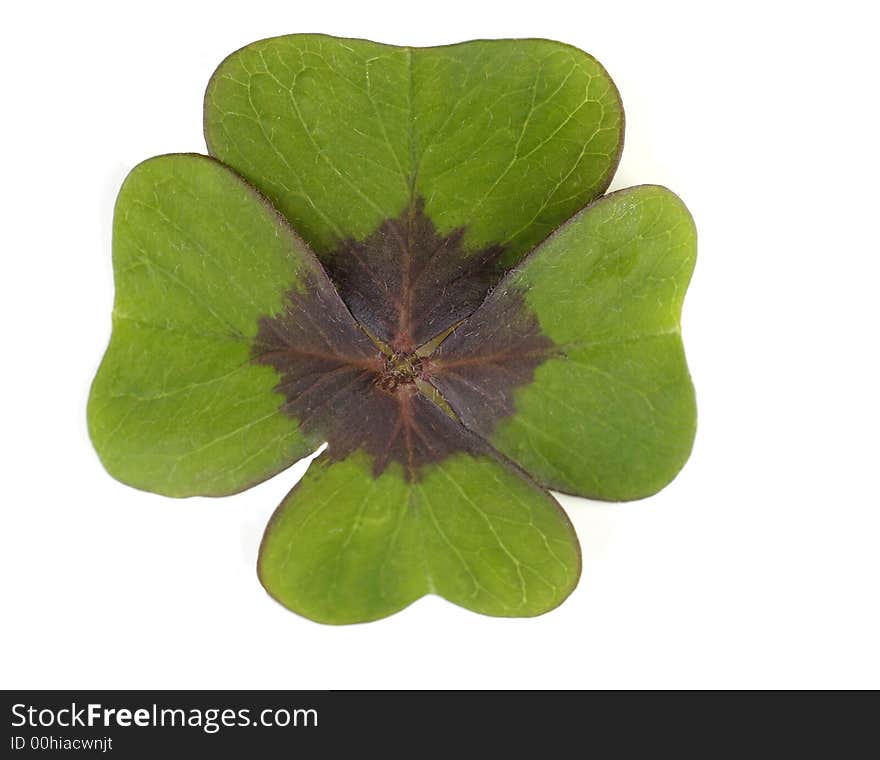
88, 34, 696, 624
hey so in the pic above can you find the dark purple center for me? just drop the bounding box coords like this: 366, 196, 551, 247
252, 199, 555, 479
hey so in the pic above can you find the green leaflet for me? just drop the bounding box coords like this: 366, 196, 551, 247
204, 34, 623, 266
507, 186, 697, 500
88, 154, 323, 496
453, 186, 697, 500
259, 450, 580, 624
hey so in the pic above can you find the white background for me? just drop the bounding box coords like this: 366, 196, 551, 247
3, 1, 878, 689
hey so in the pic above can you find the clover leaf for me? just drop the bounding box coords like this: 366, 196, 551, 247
88, 34, 696, 624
